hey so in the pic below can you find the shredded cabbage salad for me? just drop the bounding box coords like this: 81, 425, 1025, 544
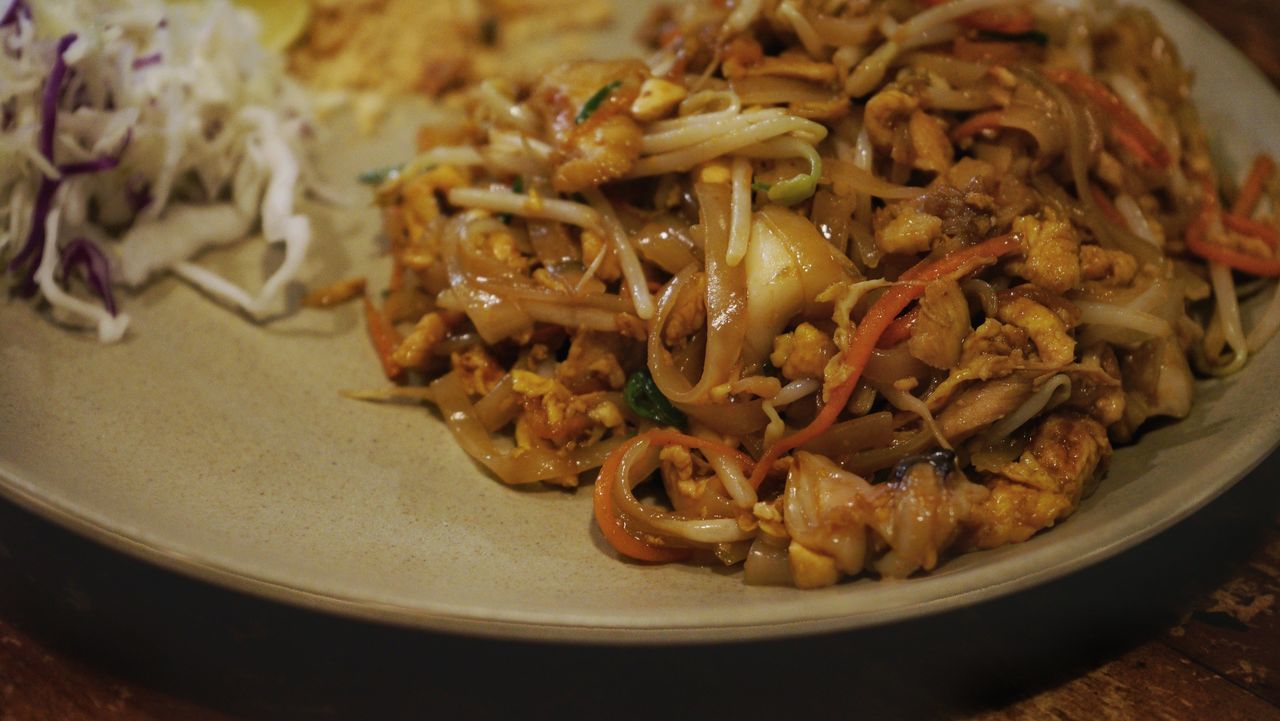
1, 0, 315, 341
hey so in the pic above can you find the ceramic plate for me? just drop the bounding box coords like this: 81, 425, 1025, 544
3, 0, 1279, 643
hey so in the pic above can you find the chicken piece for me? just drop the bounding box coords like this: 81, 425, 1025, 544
876, 204, 943, 255
451, 346, 505, 396
1062, 343, 1126, 428
554, 331, 628, 394
771, 323, 838, 381
663, 272, 707, 347
908, 110, 954, 174
1112, 336, 1194, 442
909, 278, 970, 369
995, 288, 1079, 368
552, 115, 644, 193
1081, 245, 1139, 288
963, 412, 1111, 549
782, 451, 988, 585
531, 60, 649, 193
1012, 209, 1081, 295
580, 229, 622, 282
864, 88, 919, 147
936, 375, 1034, 442
926, 319, 1033, 411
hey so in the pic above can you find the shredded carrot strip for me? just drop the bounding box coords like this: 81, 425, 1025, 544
1046, 68, 1170, 170
593, 430, 752, 563
1186, 182, 1280, 276
950, 110, 1005, 142
1223, 213, 1280, 249
1187, 230, 1280, 277
745, 234, 1023, 490
1110, 125, 1161, 169
363, 296, 404, 380
877, 306, 920, 348
1232, 155, 1276, 216
1089, 185, 1127, 227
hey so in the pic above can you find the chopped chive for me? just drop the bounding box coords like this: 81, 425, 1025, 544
751, 181, 773, 193
357, 165, 402, 185
575, 80, 622, 124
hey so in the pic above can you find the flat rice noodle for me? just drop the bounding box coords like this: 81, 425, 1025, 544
811, 188, 857, 254
633, 218, 701, 274
440, 216, 534, 342
822, 158, 925, 201
903, 52, 990, 86
863, 345, 936, 386
612, 439, 750, 545
473, 373, 520, 432
648, 184, 749, 405
428, 372, 619, 484
741, 206, 860, 368
526, 220, 580, 267
681, 399, 769, 437
731, 76, 839, 106
811, 12, 878, 47
837, 428, 936, 476
799, 411, 895, 458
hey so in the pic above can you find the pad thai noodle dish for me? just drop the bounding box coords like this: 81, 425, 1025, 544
352, 0, 1280, 588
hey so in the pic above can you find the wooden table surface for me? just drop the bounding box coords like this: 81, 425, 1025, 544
4, 2, 1280, 719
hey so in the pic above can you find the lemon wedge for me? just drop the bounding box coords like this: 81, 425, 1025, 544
231, 0, 310, 52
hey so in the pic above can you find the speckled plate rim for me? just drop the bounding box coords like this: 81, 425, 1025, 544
4, 0, 1280, 645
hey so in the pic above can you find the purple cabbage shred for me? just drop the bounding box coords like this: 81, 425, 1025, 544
0, 0, 25, 27
8, 33, 77, 289
132, 52, 162, 70
58, 237, 118, 317
59, 129, 132, 176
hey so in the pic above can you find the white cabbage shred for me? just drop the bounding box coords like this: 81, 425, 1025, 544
0, 0, 315, 341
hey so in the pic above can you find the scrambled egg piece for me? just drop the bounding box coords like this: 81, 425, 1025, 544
770, 323, 837, 381
964, 413, 1111, 549
994, 288, 1079, 368
511, 370, 593, 447
1013, 209, 1081, 295
1081, 245, 1139, 288
554, 331, 628, 394
391, 312, 452, 369
451, 346, 505, 396
876, 204, 943, 255
630, 78, 687, 121
927, 318, 1034, 411
788, 541, 841, 590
